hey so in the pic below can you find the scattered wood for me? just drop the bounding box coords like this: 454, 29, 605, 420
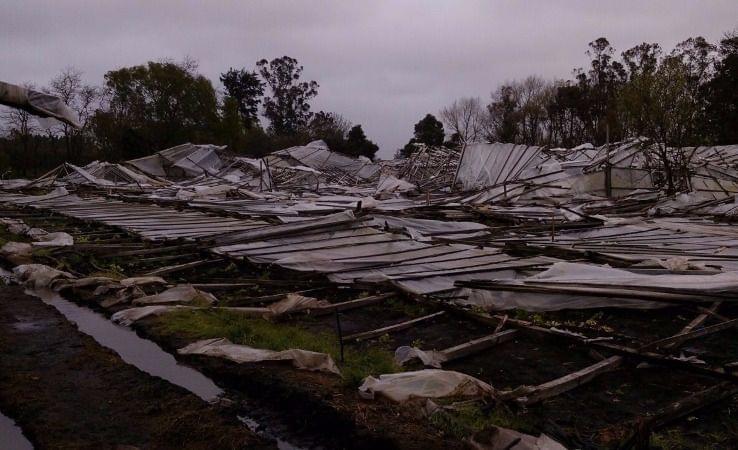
312, 293, 394, 316
342, 311, 445, 342
439, 329, 517, 363
619, 382, 738, 449
143, 259, 221, 277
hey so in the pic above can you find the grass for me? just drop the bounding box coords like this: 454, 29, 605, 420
153, 309, 399, 387
428, 402, 536, 439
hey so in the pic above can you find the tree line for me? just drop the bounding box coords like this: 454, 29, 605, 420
401, 31, 737, 157
1, 56, 379, 177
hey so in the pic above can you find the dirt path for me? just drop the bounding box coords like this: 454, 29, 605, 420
0, 285, 272, 450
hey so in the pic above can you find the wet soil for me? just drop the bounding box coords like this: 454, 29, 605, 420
0, 285, 271, 450
135, 315, 465, 450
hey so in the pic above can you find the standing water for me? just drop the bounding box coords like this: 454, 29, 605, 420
0, 413, 34, 450
17, 282, 304, 449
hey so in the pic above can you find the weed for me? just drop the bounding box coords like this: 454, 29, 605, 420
428, 402, 535, 439
153, 309, 399, 387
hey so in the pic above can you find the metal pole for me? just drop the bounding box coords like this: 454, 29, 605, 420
335, 309, 344, 363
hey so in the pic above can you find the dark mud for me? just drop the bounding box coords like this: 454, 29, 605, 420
0, 285, 271, 450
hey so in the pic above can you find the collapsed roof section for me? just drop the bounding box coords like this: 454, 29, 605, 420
265, 140, 382, 187
126, 143, 228, 179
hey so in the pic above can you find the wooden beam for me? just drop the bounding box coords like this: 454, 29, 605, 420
514, 356, 623, 405
143, 259, 221, 277
342, 311, 445, 342
640, 317, 738, 351
439, 329, 517, 363
312, 293, 394, 316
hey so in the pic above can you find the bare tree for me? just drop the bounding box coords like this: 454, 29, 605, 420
1, 83, 39, 176
48, 67, 99, 161
439, 97, 487, 144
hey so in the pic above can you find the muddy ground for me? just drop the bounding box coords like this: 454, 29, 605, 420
0, 285, 271, 450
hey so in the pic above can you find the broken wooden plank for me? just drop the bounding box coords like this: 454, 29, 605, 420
515, 356, 623, 405
439, 329, 517, 362
640, 317, 738, 351
143, 259, 221, 277
619, 382, 738, 449
312, 293, 394, 315
342, 311, 445, 342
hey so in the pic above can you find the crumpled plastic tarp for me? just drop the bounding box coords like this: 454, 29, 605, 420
0, 242, 33, 265
394, 346, 447, 368
30, 231, 74, 247
132, 284, 217, 306
358, 369, 495, 402
111, 305, 190, 326
375, 175, 416, 194
0, 217, 30, 235
12, 264, 74, 289
178, 337, 341, 375
468, 426, 567, 450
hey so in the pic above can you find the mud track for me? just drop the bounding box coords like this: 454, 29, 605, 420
0, 285, 271, 450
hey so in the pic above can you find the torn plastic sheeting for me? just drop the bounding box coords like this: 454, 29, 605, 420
120, 276, 167, 287
31, 231, 74, 247
12, 264, 74, 289
376, 174, 415, 194
394, 346, 447, 368
111, 305, 191, 326
456, 143, 544, 191
468, 426, 567, 450
0, 242, 33, 265
132, 285, 217, 306
178, 337, 341, 375
0, 217, 30, 235
0, 80, 81, 128
358, 369, 495, 402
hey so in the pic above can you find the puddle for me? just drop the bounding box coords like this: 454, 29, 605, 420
30, 288, 224, 401
0, 412, 34, 450
22, 286, 304, 449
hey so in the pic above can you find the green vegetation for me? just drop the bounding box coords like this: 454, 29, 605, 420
428, 402, 535, 439
153, 309, 399, 387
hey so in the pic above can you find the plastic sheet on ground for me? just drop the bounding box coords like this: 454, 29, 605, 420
132, 284, 217, 306
369, 215, 489, 241
0, 217, 30, 235
358, 369, 495, 402
0, 242, 33, 265
111, 305, 190, 326
31, 231, 74, 247
12, 264, 74, 289
468, 426, 567, 450
178, 337, 341, 375
394, 346, 447, 368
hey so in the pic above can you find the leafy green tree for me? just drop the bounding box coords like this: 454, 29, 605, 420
412, 114, 445, 146
220, 68, 264, 129
703, 32, 738, 144
345, 124, 379, 159
257, 56, 318, 135
92, 59, 220, 160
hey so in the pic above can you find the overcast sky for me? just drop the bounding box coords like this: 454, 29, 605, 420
3, 1, 736, 158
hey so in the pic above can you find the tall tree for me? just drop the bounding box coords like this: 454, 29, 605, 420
440, 97, 487, 144
412, 113, 445, 146
220, 68, 263, 129
257, 56, 318, 135
703, 32, 738, 144
92, 59, 220, 160
345, 124, 379, 159
48, 67, 99, 162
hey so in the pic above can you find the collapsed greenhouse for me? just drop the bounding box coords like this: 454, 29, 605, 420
3, 137, 738, 448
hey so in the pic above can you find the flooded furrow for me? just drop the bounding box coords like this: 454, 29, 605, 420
13, 280, 305, 449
